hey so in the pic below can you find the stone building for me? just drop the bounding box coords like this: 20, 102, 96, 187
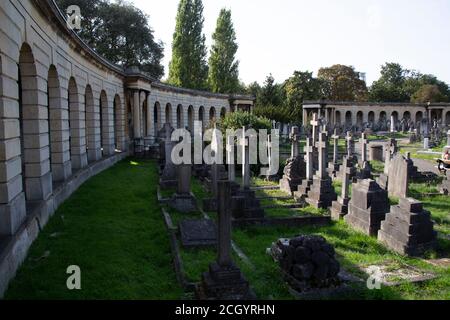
303, 101, 450, 130
0, 0, 253, 296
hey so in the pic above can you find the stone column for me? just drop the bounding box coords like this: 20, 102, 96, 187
390, 115, 396, 132
217, 181, 232, 266
305, 137, 314, 181
146, 93, 152, 138
345, 131, 354, 158
69, 86, 88, 169
447, 129, 450, 146
317, 132, 327, 179
102, 95, 115, 156
132, 90, 141, 139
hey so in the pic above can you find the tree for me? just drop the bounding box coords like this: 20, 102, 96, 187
369, 63, 409, 102
258, 74, 284, 107
318, 64, 368, 101
168, 0, 208, 89
56, 0, 165, 79
283, 71, 325, 110
208, 9, 239, 93
411, 85, 447, 103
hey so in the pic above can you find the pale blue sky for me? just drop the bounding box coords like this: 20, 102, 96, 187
131, 0, 450, 86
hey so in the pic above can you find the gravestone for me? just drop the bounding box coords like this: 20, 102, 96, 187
168, 164, 197, 213
447, 130, 450, 146
331, 156, 352, 221
355, 161, 372, 181
378, 198, 437, 256
369, 144, 383, 161
280, 126, 306, 194
335, 131, 357, 181
387, 153, 409, 198
344, 179, 389, 236
359, 133, 368, 164
306, 132, 337, 209
180, 219, 217, 248
203, 163, 228, 212
311, 113, 320, 170
294, 137, 314, 202
390, 115, 396, 133
160, 139, 177, 188
327, 129, 340, 178
196, 181, 254, 300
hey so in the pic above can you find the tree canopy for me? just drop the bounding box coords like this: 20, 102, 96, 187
207, 9, 240, 93
56, 0, 164, 79
168, 0, 208, 90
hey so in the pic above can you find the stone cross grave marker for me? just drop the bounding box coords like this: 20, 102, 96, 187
360, 133, 368, 163
317, 132, 327, 179
390, 115, 396, 133
305, 136, 314, 181
310, 113, 319, 146
345, 131, 354, 158
331, 129, 339, 164
331, 155, 352, 220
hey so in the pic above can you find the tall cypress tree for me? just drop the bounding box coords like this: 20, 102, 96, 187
168, 0, 208, 89
208, 9, 239, 93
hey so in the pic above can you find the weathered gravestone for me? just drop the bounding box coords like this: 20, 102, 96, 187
336, 132, 357, 181
344, 179, 389, 236
159, 139, 177, 188
311, 113, 320, 170
294, 137, 314, 202
168, 164, 197, 213
331, 156, 352, 221
355, 161, 372, 181
196, 181, 254, 300
359, 133, 368, 164
387, 153, 409, 198
280, 126, 306, 194
180, 219, 217, 248
306, 132, 337, 209
327, 129, 340, 178
369, 144, 383, 161
378, 198, 437, 256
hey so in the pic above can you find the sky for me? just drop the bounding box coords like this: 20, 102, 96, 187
130, 0, 450, 86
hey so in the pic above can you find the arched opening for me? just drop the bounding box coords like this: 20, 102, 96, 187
47, 66, 61, 181
345, 111, 352, 127
68, 77, 87, 170
154, 102, 161, 131
199, 106, 205, 130
446, 111, 450, 126
209, 107, 216, 122
356, 111, 363, 127
391, 111, 398, 123
220, 107, 226, 119
114, 94, 121, 151
85, 85, 99, 163
127, 101, 133, 140
380, 111, 387, 121
18, 43, 52, 202
187, 105, 194, 132
368, 111, 375, 124
176, 104, 183, 128
415, 111, 423, 123
335, 111, 341, 125
403, 111, 411, 121
165, 103, 172, 126
142, 97, 148, 136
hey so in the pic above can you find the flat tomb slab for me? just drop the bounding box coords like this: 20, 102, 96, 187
179, 219, 217, 248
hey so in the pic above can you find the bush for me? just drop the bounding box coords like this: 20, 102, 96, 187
218, 110, 272, 131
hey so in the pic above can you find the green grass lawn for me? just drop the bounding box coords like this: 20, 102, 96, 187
5, 159, 184, 300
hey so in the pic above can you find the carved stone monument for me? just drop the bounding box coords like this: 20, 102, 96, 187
280, 126, 306, 194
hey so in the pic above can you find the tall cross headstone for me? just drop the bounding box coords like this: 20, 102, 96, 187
310, 113, 319, 146
360, 133, 368, 163
305, 137, 314, 181
317, 132, 327, 179
267, 134, 274, 178
331, 129, 339, 164
345, 131, 354, 158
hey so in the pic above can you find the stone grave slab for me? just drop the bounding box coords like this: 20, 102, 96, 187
179, 219, 217, 248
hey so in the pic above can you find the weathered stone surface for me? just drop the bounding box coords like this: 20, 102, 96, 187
378, 198, 437, 256
279, 155, 306, 194
387, 153, 409, 198
369, 144, 383, 161
331, 156, 352, 221
270, 235, 340, 291
180, 219, 217, 248
345, 179, 389, 236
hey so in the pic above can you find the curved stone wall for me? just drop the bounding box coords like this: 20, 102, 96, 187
0, 0, 253, 296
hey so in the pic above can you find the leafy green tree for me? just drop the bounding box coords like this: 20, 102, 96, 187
369, 63, 409, 102
318, 64, 368, 101
208, 9, 239, 93
411, 84, 447, 103
56, 0, 164, 78
168, 0, 208, 89
258, 74, 284, 107
219, 110, 271, 131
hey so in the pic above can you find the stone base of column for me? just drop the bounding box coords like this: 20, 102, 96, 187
71, 153, 88, 170
87, 148, 102, 163
168, 192, 197, 213
0, 192, 26, 236
306, 176, 337, 209
52, 161, 72, 182
25, 171, 53, 201
196, 262, 255, 300
330, 196, 350, 221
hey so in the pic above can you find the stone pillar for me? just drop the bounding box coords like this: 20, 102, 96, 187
147, 94, 155, 136
302, 109, 308, 127
331, 129, 339, 164
102, 94, 115, 156
132, 90, 141, 139
226, 135, 235, 182
317, 132, 327, 180
360, 133, 368, 163
390, 115, 396, 132
69, 86, 88, 169
0, 53, 26, 236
